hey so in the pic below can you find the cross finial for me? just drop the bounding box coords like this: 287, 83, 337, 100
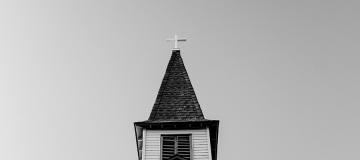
166, 34, 186, 50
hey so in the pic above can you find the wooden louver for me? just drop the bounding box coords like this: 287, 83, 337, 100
161, 135, 191, 160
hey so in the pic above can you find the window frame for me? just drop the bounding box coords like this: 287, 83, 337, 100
160, 134, 192, 160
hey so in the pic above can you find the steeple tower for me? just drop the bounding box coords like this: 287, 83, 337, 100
134, 43, 219, 160
149, 49, 204, 121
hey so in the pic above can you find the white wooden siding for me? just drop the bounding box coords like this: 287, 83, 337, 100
142, 128, 211, 160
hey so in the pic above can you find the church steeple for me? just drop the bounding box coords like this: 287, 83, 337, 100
149, 49, 204, 121
134, 41, 219, 160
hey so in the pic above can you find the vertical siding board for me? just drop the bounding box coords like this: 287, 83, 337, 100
143, 129, 210, 160
142, 129, 147, 160
206, 128, 213, 160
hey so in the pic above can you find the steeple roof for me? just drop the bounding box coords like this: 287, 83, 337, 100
148, 49, 205, 121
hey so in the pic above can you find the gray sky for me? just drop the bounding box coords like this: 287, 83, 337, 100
1, 0, 359, 160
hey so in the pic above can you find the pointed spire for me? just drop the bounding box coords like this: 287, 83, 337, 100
148, 49, 205, 121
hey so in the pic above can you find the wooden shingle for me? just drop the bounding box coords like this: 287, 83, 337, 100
148, 50, 205, 121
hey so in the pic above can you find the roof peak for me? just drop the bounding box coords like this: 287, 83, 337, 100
148, 49, 205, 121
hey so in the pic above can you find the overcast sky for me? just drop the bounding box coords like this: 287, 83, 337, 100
1, 1, 359, 160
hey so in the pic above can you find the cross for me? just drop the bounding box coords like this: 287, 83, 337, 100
166, 34, 186, 49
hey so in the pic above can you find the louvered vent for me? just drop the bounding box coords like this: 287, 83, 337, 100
161, 135, 191, 160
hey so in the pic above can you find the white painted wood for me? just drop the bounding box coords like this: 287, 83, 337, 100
142, 129, 211, 160
206, 128, 213, 160
141, 129, 147, 160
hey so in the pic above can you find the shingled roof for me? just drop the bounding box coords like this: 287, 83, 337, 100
148, 49, 205, 121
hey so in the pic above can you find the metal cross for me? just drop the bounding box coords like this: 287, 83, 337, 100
166, 34, 186, 49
